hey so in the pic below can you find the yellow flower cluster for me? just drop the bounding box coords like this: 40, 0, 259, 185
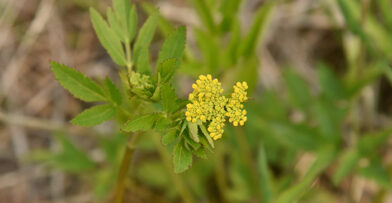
226, 82, 248, 126
185, 75, 248, 140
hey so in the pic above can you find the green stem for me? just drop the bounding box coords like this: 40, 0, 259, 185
151, 133, 194, 203
234, 127, 262, 202
114, 133, 140, 203
125, 39, 133, 72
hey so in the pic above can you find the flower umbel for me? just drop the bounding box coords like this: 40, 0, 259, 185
226, 82, 248, 126
185, 75, 248, 140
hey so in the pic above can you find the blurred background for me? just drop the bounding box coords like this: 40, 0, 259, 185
1, 0, 392, 202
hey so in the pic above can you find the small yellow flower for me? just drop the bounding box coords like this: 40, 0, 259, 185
185, 75, 248, 140
226, 81, 248, 127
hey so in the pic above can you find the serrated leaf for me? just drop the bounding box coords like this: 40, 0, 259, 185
135, 46, 152, 76
133, 11, 158, 62
90, 8, 127, 66
107, 7, 126, 42
71, 104, 116, 127
188, 122, 200, 143
162, 128, 178, 146
113, 0, 130, 34
156, 26, 186, 72
155, 115, 171, 131
128, 5, 138, 42
122, 114, 158, 132
157, 58, 177, 83
104, 77, 122, 105
161, 83, 179, 113
199, 123, 214, 148
50, 61, 106, 102
173, 140, 192, 173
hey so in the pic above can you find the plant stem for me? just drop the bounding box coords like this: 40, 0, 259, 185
234, 127, 262, 202
114, 133, 140, 203
151, 133, 194, 203
125, 39, 132, 72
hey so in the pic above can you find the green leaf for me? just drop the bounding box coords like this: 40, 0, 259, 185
52, 134, 95, 172
90, 8, 127, 66
161, 83, 179, 113
107, 7, 125, 42
122, 114, 159, 132
199, 123, 214, 148
219, 0, 242, 31
188, 122, 200, 143
224, 19, 241, 66
258, 143, 273, 203
71, 104, 116, 127
377, 0, 392, 30
269, 121, 321, 151
113, 0, 130, 34
332, 149, 360, 184
162, 128, 178, 146
317, 64, 346, 100
283, 68, 311, 109
357, 129, 392, 156
276, 145, 337, 203
104, 77, 122, 105
135, 46, 152, 76
157, 58, 177, 83
141, 2, 175, 37
155, 116, 171, 131
358, 158, 392, 189
192, 148, 207, 159
133, 11, 158, 62
173, 140, 192, 173
240, 2, 274, 57
189, 0, 215, 33
194, 28, 219, 73
50, 61, 106, 102
336, 0, 375, 55
312, 99, 345, 141
128, 5, 138, 42
156, 26, 186, 71
184, 132, 201, 150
